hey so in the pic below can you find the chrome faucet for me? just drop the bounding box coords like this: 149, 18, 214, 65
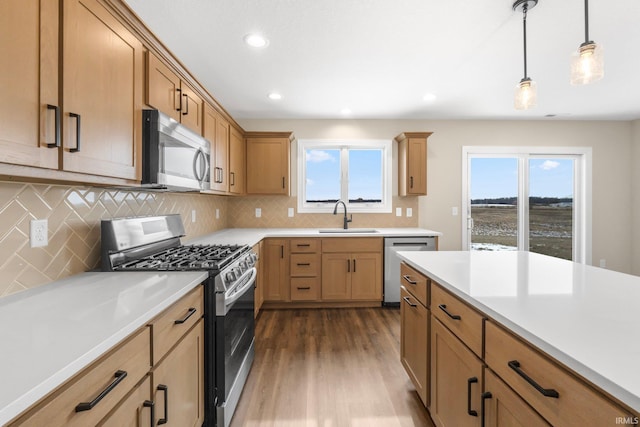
333, 200, 352, 229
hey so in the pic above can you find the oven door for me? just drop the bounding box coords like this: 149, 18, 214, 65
215, 268, 256, 420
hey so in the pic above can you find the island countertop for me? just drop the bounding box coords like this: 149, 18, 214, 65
397, 250, 640, 414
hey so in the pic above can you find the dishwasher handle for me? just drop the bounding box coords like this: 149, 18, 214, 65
391, 242, 431, 247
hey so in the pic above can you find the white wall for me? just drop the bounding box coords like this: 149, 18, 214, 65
632, 119, 640, 275
240, 119, 634, 274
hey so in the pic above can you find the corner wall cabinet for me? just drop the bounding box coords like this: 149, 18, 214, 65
395, 132, 432, 196
245, 132, 293, 195
147, 52, 203, 136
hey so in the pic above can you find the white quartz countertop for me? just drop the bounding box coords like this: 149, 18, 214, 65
0, 271, 207, 426
186, 227, 441, 247
397, 250, 640, 413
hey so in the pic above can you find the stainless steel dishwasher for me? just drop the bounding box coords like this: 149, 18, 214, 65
384, 236, 436, 306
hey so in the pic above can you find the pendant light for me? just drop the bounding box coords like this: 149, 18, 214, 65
570, 0, 604, 85
513, 0, 538, 110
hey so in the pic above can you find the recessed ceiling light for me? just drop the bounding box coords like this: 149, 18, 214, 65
243, 33, 269, 48
268, 93, 282, 100
423, 93, 437, 102
340, 108, 352, 115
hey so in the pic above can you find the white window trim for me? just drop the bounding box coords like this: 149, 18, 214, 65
297, 139, 393, 213
461, 146, 592, 265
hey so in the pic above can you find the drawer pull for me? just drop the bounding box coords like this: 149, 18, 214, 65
297, 286, 311, 290
296, 244, 311, 247
174, 307, 197, 324
157, 384, 169, 424
402, 275, 417, 285
438, 304, 461, 320
467, 377, 478, 416
402, 296, 417, 307
143, 400, 155, 427
75, 370, 127, 412
508, 360, 560, 398
296, 263, 311, 266
481, 392, 492, 427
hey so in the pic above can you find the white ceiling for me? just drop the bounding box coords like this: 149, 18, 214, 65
124, 0, 640, 121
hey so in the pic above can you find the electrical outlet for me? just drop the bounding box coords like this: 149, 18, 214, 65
215, 208, 220, 219
396, 207, 402, 217
191, 209, 197, 223
30, 219, 48, 248
599, 259, 606, 268
288, 207, 294, 217
452, 207, 458, 216
406, 208, 413, 217
255, 208, 262, 218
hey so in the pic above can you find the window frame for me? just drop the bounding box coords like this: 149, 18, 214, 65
297, 139, 393, 213
461, 146, 592, 264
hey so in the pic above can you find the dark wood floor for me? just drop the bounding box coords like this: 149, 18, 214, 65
231, 308, 434, 427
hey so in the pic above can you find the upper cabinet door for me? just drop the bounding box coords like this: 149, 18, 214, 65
62, 0, 142, 180
246, 134, 292, 195
0, 0, 59, 169
229, 127, 245, 195
147, 52, 181, 122
178, 82, 203, 136
396, 132, 431, 196
203, 104, 229, 193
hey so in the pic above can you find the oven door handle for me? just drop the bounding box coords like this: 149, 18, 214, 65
224, 268, 257, 308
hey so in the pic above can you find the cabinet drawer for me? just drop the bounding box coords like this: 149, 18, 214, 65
431, 282, 483, 358
150, 286, 203, 365
12, 328, 150, 427
400, 262, 428, 307
291, 277, 320, 301
485, 321, 632, 427
290, 253, 320, 277
290, 238, 319, 253
321, 237, 382, 253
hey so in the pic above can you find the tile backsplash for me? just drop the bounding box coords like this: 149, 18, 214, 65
0, 181, 418, 298
0, 181, 227, 297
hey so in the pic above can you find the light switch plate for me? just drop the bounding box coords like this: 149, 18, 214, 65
215, 208, 220, 219
255, 208, 262, 218
452, 207, 458, 216
191, 209, 197, 223
406, 208, 413, 217
396, 207, 402, 217
30, 219, 48, 248
288, 207, 294, 217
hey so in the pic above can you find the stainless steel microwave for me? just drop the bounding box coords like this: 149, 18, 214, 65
142, 109, 210, 191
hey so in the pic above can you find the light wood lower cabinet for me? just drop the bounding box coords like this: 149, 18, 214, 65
430, 317, 483, 427
482, 369, 550, 427
263, 239, 290, 302
151, 319, 204, 427
98, 376, 153, 427
254, 242, 263, 317
400, 287, 428, 406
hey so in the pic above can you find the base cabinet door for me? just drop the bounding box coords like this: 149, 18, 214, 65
430, 317, 483, 427
483, 369, 550, 427
98, 376, 153, 427
321, 253, 351, 300
350, 252, 382, 300
263, 239, 289, 301
152, 320, 204, 427
400, 287, 428, 406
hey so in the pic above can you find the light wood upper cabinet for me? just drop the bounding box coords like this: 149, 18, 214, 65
147, 52, 203, 135
395, 132, 432, 196
62, 0, 142, 180
229, 126, 246, 195
203, 104, 229, 193
245, 132, 293, 195
0, 0, 59, 170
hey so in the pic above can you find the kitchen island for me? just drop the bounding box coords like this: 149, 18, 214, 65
398, 250, 640, 421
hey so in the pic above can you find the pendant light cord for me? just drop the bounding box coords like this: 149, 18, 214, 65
584, 0, 590, 43
522, 4, 529, 79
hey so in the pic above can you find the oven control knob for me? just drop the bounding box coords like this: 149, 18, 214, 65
226, 271, 236, 282
234, 266, 242, 277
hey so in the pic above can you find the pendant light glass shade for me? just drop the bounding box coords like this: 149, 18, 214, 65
570, 42, 604, 85
514, 78, 537, 110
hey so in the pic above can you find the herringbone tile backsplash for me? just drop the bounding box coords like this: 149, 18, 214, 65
0, 181, 228, 297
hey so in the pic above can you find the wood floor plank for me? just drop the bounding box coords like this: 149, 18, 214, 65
231, 308, 434, 427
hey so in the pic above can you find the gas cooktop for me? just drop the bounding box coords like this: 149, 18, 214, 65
114, 244, 248, 271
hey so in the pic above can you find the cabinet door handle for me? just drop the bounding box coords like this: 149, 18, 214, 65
467, 377, 478, 417
352, 259, 356, 272
508, 360, 559, 398
176, 88, 182, 111
297, 286, 311, 290
402, 275, 417, 285
347, 259, 350, 272
75, 370, 127, 412
157, 384, 169, 424
438, 304, 461, 320
410, 176, 414, 188
174, 307, 197, 324
296, 263, 310, 266
46, 104, 61, 148
230, 171, 235, 186
481, 391, 492, 427
182, 93, 189, 116
143, 400, 155, 427
282, 176, 285, 188
69, 112, 81, 152
402, 296, 417, 307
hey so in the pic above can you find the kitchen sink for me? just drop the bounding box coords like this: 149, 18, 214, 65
318, 228, 379, 233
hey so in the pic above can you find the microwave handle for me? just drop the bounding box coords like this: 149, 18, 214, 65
192, 149, 210, 187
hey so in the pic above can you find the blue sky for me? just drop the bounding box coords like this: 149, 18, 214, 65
471, 157, 574, 199
305, 149, 382, 201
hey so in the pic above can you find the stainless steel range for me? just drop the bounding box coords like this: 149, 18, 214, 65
101, 214, 256, 427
